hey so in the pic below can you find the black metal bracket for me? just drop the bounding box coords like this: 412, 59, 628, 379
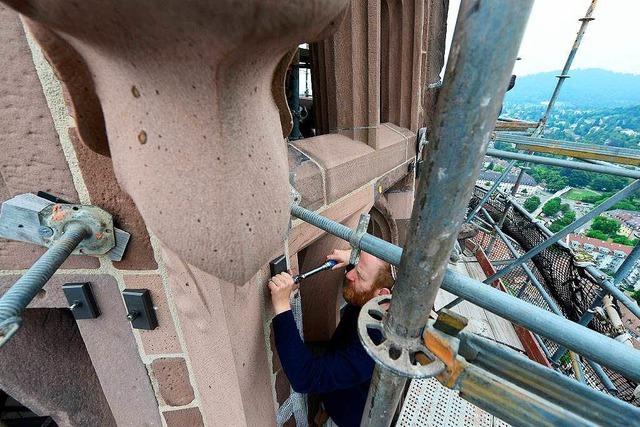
122, 289, 158, 330
270, 254, 288, 277
63, 282, 100, 319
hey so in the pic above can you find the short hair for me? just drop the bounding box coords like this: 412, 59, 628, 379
373, 261, 395, 291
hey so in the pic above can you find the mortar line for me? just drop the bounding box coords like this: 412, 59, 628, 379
149, 234, 206, 421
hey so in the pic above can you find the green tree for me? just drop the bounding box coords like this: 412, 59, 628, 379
591, 216, 621, 236
586, 230, 609, 240
589, 175, 630, 192
549, 210, 576, 232
523, 196, 541, 213
544, 172, 568, 192
542, 198, 562, 216
611, 235, 638, 246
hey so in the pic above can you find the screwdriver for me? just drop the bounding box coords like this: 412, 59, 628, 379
293, 260, 338, 284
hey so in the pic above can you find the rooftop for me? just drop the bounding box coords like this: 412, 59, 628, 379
478, 170, 538, 186
567, 233, 633, 255
604, 210, 640, 230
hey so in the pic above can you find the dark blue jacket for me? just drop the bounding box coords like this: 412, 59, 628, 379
272, 305, 375, 427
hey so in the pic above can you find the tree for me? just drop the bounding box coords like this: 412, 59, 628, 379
542, 198, 562, 216
611, 235, 637, 246
523, 196, 541, 213
544, 172, 568, 192
589, 175, 630, 192
586, 230, 609, 240
561, 170, 591, 187
591, 216, 621, 236
549, 210, 576, 232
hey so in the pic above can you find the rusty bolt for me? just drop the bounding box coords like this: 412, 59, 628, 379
434, 309, 468, 336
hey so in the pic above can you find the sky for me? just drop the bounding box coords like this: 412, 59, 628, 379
446, 0, 640, 76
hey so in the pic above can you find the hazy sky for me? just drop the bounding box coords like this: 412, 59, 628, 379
446, 0, 640, 76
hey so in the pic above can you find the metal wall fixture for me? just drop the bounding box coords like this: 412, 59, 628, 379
0, 193, 130, 347
62, 282, 100, 319
122, 289, 158, 331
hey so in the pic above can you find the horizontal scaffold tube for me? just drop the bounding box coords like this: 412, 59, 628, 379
486, 148, 640, 179
290, 204, 640, 382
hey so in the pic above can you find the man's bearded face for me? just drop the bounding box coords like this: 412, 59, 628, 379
342, 253, 382, 307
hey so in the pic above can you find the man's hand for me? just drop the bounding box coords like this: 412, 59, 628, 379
268, 272, 296, 315
326, 249, 351, 270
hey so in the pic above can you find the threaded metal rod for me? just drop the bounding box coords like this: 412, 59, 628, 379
0, 223, 89, 347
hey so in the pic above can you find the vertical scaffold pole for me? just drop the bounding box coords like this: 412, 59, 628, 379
359, 1, 533, 425
538, 0, 598, 132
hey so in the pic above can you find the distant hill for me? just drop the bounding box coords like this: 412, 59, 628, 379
504, 69, 640, 108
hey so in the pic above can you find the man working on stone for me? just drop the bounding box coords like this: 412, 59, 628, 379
268, 249, 394, 427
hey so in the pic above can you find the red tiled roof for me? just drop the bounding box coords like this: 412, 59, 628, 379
567, 234, 633, 255
604, 210, 640, 230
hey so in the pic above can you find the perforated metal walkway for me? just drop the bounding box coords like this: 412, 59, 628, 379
398, 378, 510, 427
397, 256, 517, 426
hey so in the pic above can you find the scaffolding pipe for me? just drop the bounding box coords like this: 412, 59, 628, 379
359, 1, 534, 424
486, 148, 640, 179
481, 180, 640, 285
551, 241, 640, 362
458, 332, 639, 425
466, 160, 517, 223
586, 358, 618, 395
539, 0, 598, 131
445, 180, 640, 310
612, 242, 640, 287
483, 209, 563, 315
290, 205, 640, 381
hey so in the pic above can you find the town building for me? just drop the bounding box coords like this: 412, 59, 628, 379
477, 169, 540, 197
604, 209, 640, 238
568, 234, 639, 290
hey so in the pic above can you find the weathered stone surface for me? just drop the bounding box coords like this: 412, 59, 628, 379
291, 132, 407, 203
0, 308, 116, 427
314, 0, 380, 147
0, 274, 163, 426
0, 5, 78, 203
162, 245, 276, 426
68, 127, 157, 270
163, 407, 205, 427
151, 357, 195, 406
386, 188, 414, 219
25, 23, 109, 156
12, 0, 350, 285
123, 274, 181, 355
270, 322, 282, 375
0, 6, 99, 269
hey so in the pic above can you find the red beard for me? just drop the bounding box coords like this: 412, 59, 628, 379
342, 279, 378, 307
